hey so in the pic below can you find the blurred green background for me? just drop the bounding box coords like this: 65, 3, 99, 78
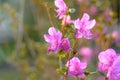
0, 0, 120, 80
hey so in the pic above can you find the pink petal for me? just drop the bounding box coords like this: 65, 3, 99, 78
60, 38, 70, 52
74, 19, 81, 29
44, 34, 52, 42
80, 62, 87, 69
86, 19, 96, 29
81, 13, 90, 22
48, 27, 57, 35
76, 30, 83, 38
55, 0, 67, 9
107, 56, 120, 80
83, 30, 93, 39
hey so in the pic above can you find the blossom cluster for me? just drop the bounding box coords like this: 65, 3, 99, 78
44, 0, 119, 79
66, 57, 87, 78
43, 0, 96, 78
98, 48, 120, 80
44, 27, 70, 53
44, 0, 96, 52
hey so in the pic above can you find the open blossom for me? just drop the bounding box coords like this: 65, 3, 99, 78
98, 48, 117, 72
44, 27, 70, 53
107, 56, 120, 80
55, 0, 68, 19
74, 13, 96, 39
66, 57, 87, 77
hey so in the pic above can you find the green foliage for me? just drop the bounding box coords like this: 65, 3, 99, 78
56, 67, 67, 75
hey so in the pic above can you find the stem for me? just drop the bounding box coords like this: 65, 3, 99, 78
15, 0, 24, 58
61, 22, 65, 38
44, 3, 54, 26
90, 71, 98, 75
59, 56, 63, 80
59, 56, 62, 69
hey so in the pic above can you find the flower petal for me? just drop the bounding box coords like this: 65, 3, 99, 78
76, 30, 83, 38
80, 61, 87, 69
81, 13, 90, 22
44, 34, 52, 42
48, 27, 57, 35
83, 30, 93, 39
60, 38, 70, 52
86, 19, 96, 29
107, 56, 120, 80
74, 19, 81, 29
55, 0, 67, 9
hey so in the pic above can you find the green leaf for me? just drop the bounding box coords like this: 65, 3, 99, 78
56, 68, 67, 75
58, 50, 66, 58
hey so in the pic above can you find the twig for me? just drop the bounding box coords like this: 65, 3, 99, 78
15, 0, 24, 55
59, 56, 64, 80
44, 3, 54, 27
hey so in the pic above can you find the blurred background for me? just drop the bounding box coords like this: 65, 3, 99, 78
0, 0, 120, 80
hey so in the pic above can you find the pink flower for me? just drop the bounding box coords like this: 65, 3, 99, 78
59, 38, 70, 52
74, 13, 96, 39
107, 56, 120, 80
55, 0, 68, 19
66, 57, 87, 77
98, 49, 117, 72
79, 47, 92, 62
44, 27, 70, 53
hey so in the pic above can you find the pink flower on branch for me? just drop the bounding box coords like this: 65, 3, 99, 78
74, 13, 96, 39
98, 49, 117, 72
44, 27, 70, 53
55, 0, 68, 19
107, 56, 120, 80
66, 57, 87, 77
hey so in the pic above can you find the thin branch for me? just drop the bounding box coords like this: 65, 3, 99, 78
44, 3, 54, 27
59, 56, 64, 80
15, 0, 24, 54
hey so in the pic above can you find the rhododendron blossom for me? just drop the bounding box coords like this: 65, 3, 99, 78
55, 0, 68, 19
44, 27, 70, 53
107, 56, 120, 80
98, 48, 117, 72
66, 57, 87, 77
74, 13, 96, 39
